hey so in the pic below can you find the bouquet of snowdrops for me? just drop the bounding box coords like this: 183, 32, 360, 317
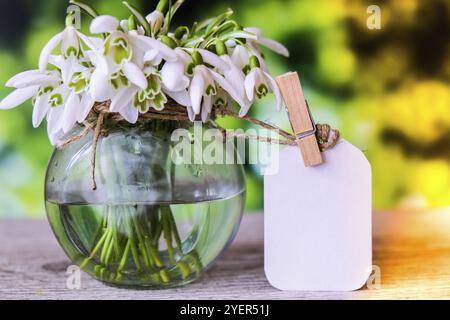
0, 0, 288, 145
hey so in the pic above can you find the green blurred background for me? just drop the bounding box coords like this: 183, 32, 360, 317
0, 0, 449, 217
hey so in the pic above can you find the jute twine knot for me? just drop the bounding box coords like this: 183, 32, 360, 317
57, 101, 340, 191
315, 124, 341, 151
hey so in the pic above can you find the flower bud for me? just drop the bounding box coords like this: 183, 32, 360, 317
215, 40, 228, 56
191, 51, 204, 66
65, 11, 76, 27
161, 36, 177, 49
128, 15, 136, 31
249, 55, 261, 69
174, 26, 188, 40
146, 10, 165, 33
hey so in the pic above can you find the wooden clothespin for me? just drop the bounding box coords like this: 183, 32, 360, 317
276, 72, 324, 167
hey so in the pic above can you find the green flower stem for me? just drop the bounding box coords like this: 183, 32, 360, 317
130, 242, 143, 272
100, 228, 113, 264
80, 229, 108, 269
126, 218, 143, 272
131, 214, 152, 269
161, 208, 176, 262
104, 232, 116, 265
112, 229, 120, 260
118, 240, 131, 272
150, 209, 162, 246
167, 207, 183, 251
69, 0, 98, 18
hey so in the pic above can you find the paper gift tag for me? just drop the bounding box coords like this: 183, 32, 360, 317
264, 72, 372, 291
264, 141, 372, 291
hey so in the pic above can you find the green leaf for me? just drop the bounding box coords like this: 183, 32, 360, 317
214, 20, 239, 36
165, 0, 173, 33
174, 26, 189, 39
190, 21, 198, 37
156, 0, 169, 13
168, 0, 185, 21
128, 15, 136, 31
197, 18, 214, 32
69, 0, 98, 18
159, 0, 172, 35
205, 8, 234, 35
122, 1, 152, 36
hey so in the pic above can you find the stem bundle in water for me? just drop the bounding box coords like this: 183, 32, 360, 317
80, 204, 203, 287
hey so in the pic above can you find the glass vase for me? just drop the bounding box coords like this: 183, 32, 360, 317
45, 119, 246, 289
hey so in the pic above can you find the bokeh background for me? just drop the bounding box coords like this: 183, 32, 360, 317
0, 0, 449, 217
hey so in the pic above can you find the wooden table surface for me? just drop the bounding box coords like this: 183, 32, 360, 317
1, 209, 449, 300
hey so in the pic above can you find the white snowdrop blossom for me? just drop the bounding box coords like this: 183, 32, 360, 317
39, 25, 107, 72
146, 10, 165, 34
160, 47, 192, 107
0, 0, 289, 144
243, 57, 283, 116
88, 15, 177, 102
217, 44, 250, 112
0, 70, 57, 126
244, 27, 290, 58
188, 53, 247, 122
230, 45, 251, 71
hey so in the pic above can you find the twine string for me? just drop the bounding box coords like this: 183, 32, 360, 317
90, 111, 106, 191
57, 102, 340, 190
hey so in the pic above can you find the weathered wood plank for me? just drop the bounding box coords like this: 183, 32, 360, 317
0, 209, 449, 300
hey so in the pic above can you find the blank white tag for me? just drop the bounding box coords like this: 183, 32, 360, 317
264, 139, 372, 291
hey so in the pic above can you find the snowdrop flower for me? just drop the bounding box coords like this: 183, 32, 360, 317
189, 51, 246, 122
60, 83, 96, 134
239, 27, 289, 73
213, 88, 233, 110
89, 15, 177, 102
0, 70, 59, 125
39, 25, 106, 72
243, 56, 282, 116
161, 48, 190, 92
35, 61, 90, 136
244, 27, 290, 58
146, 0, 170, 34
214, 41, 250, 110
184, 48, 238, 120
89, 33, 146, 101
48, 54, 96, 133
134, 69, 167, 113
146, 10, 165, 34
45, 85, 72, 135
183, 48, 230, 72
160, 48, 191, 108
1, 53, 95, 138
109, 68, 168, 124
109, 49, 169, 123
230, 45, 250, 71
90, 15, 177, 62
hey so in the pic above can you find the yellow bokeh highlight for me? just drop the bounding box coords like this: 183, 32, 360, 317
383, 81, 450, 143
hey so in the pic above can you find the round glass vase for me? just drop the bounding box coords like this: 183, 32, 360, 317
45, 119, 246, 289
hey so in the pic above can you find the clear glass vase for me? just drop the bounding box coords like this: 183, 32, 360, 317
45, 119, 246, 289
